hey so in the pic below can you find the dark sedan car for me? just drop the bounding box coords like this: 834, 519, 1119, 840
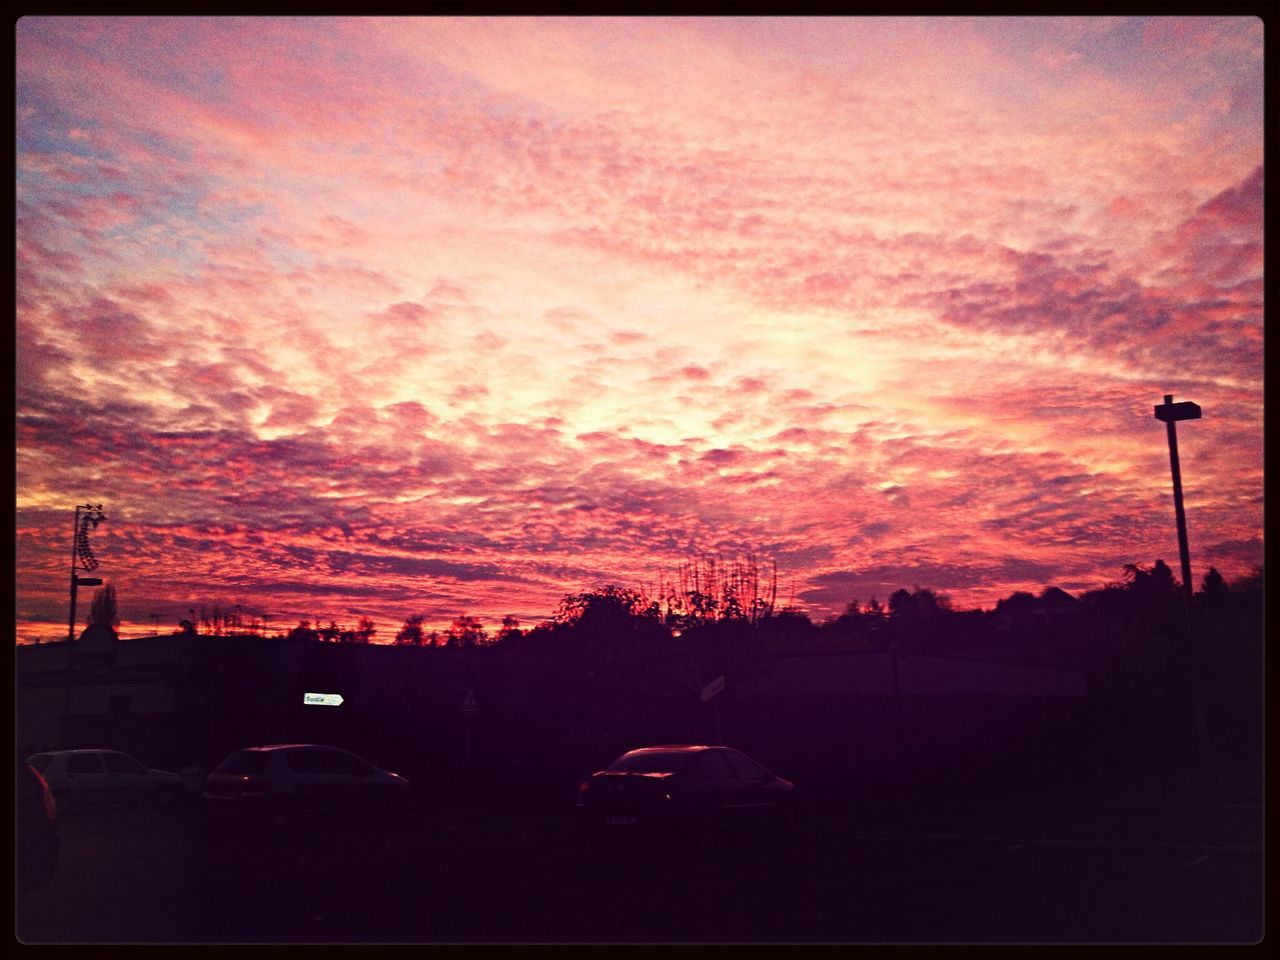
576, 744, 797, 846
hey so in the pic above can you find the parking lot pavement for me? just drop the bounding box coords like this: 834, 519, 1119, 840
807, 788, 1263, 853
16, 799, 1263, 943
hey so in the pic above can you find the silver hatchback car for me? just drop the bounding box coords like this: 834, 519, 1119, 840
203, 744, 412, 824
27, 749, 186, 813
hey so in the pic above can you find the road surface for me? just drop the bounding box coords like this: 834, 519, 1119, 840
17, 793, 1262, 943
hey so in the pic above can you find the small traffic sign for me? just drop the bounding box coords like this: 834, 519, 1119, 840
303, 692, 344, 707
462, 689, 479, 714
701, 675, 726, 703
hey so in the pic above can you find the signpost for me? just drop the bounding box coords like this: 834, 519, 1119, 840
702, 675, 725, 744
462, 688, 478, 781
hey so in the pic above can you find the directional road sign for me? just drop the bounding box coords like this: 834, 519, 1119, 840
303, 692, 344, 707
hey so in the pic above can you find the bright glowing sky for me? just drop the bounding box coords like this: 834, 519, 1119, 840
15, 17, 1264, 642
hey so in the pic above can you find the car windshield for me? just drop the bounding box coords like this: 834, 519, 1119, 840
608, 750, 694, 773
214, 751, 271, 775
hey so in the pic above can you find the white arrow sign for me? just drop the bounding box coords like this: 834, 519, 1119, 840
701, 675, 726, 703
303, 692, 344, 707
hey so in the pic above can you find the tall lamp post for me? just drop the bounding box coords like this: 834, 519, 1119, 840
1153, 395, 1200, 601
1152, 395, 1211, 796
64, 503, 106, 739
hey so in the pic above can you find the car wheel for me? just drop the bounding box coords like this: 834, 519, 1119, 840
266, 795, 298, 826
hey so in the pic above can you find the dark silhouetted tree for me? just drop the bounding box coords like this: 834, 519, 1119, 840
1199, 567, 1228, 598
550, 585, 694, 709
79, 584, 120, 643
995, 591, 1037, 618
659, 554, 777, 631
889, 586, 951, 619
556, 585, 659, 629
445, 615, 487, 648
1230, 566, 1262, 594
340, 616, 376, 644
496, 615, 523, 644
1124, 559, 1179, 599
287, 620, 319, 643
394, 614, 427, 646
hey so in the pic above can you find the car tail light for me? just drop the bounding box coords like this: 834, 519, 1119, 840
578, 780, 591, 799
32, 768, 56, 820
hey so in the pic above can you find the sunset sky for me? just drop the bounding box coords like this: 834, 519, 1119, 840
15, 17, 1264, 643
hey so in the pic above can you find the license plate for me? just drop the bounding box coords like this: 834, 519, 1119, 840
606, 816, 637, 826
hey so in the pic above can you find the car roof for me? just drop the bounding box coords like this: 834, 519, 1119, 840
625, 744, 712, 754
30, 748, 120, 756
234, 744, 320, 752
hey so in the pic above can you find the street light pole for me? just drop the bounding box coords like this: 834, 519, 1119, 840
64, 503, 106, 745
1154, 395, 1201, 601
68, 504, 82, 645
1152, 395, 1211, 798
67, 503, 106, 642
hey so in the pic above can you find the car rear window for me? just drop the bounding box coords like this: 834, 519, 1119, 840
214, 751, 272, 775
287, 749, 372, 776
608, 750, 694, 773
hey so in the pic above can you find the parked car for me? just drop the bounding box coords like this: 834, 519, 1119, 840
203, 744, 412, 825
26, 749, 186, 813
576, 744, 797, 846
16, 758, 60, 898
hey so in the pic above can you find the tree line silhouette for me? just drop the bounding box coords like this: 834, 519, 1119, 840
208, 555, 1259, 682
